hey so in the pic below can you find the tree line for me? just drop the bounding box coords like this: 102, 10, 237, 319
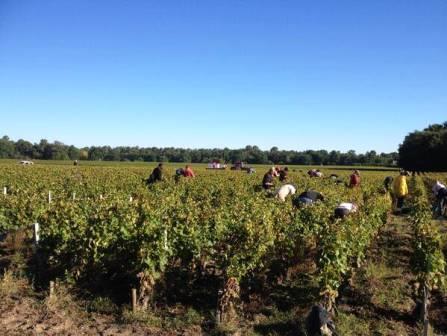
399, 122, 447, 172
0, 135, 398, 166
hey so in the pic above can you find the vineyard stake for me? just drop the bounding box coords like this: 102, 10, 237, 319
129, 196, 133, 202
3, 187, 6, 195
72, 192, 76, 201
33, 223, 40, 245
131, 288, 137, 312
48, 191, 52, 204
49, 281, 55, 298
100, 194, 103, 200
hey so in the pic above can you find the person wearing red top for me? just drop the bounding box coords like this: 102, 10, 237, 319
183, 165, 196, 178
349, 170, 360, 188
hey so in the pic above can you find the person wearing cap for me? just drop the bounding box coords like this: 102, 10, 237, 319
393, 170, 409, 211
275, 184, 296, 202
293, 190, 325, 207
349, 170, 361, 188
334, 202, 358, 219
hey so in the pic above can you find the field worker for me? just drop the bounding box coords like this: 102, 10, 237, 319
275, 184, 296, 202
174, 168, 184, 182
329, 173, 343, 184
73, 160, 78, 166
262, 168, 275, 190
432, 180, 447, 198
279, 167, 289, 182
315, 169, 323, 178
334, 202, 358, 219
247, 167, 256, 174
305, 305, 337, 336
293, 190, 325, 207
349, 170, 361, 188
147, 163, 164, 184
393, 170, 409, 210
183, 165, 195, 178
384, 176, 393, 191
432, 181, 447, 216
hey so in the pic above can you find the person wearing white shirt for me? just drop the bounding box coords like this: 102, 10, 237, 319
334, 202, 358, 219
275, 184, 296, 202
432, 181, 446, 197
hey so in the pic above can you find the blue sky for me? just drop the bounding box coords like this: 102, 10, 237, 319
0, 0, 446, 153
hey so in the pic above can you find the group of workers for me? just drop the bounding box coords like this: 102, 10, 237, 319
262, 166, 289, 189
145, 163, 446, 219
382, 170, 447, 216
146, 163, 197, 185
262, 167, 360, 219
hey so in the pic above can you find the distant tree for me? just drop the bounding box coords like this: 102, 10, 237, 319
15, 139, 34, 158
0, 134, 398, 166
89, 147, 106, 160
79, 149, 89, 160
399, 122, 447, 171
268, 146, 281, 163
0, 136, 15, 158
67, 145, 80, 160
292, 153, 312, 165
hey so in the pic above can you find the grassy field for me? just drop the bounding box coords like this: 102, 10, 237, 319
0, 158, 399, 172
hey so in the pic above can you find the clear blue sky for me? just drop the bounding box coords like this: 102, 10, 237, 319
1, 1, 446, 153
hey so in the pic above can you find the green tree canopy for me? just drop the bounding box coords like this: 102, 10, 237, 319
398, 122, 447, 171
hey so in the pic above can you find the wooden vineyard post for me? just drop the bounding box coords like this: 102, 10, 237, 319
3, 187, 6, 195
48, 191, 52, 204
72, 192, 76, 201
100, 194, 103, 200
131, 288, 137, 312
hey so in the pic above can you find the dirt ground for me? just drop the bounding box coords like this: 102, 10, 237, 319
336, 215, 447, 336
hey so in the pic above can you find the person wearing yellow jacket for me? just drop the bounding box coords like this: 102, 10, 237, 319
393, 170, 409, 211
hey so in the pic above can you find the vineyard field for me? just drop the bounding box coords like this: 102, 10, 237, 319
0, 161, 446, 335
